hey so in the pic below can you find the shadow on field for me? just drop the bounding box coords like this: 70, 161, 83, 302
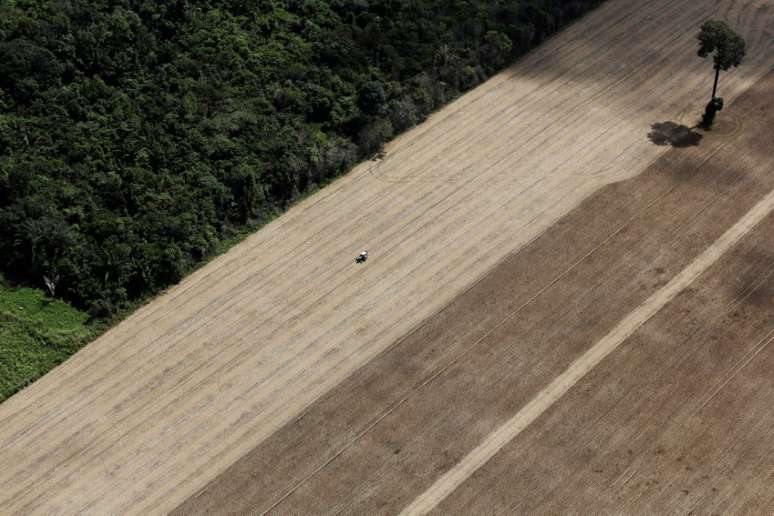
648, 121, 703, 148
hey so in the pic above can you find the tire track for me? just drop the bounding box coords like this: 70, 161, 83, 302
401, 186, 774, 516
1, 0, 772, 513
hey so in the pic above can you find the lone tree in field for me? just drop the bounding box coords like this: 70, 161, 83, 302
697, 20, 746, 127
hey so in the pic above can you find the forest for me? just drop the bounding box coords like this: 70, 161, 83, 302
0, 0, 604, 318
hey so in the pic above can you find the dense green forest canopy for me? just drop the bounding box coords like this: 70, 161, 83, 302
0, 0, 602, 317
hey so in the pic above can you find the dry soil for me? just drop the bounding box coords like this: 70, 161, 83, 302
1, 0, 772, 513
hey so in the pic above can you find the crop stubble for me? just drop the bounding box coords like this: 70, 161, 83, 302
177, 67, 774, 515
1, 0, 773, 513
434, 192, 774, 515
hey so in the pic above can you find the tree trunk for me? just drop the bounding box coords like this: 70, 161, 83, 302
711, 65, 720, 100
43, 274, 58, 297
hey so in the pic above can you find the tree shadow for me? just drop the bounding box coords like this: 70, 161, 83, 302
647, 121, 703, 148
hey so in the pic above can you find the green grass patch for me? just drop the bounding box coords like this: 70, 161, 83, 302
0, 278, 97, 401
0, 174, 339, 404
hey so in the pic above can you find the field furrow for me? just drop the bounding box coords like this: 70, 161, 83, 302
0, 0, 772, 513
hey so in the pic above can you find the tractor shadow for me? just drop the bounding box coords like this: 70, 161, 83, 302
647, 121, 703, 148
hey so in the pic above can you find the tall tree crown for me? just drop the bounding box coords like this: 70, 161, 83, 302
697, 20, 746, 71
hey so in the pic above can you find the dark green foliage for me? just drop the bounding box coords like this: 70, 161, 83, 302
697, 20, 746, 72
697, 19, 746, 110
0, 0, 604, 316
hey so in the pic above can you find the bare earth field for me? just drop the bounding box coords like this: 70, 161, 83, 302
176, 70, 774, 514
435, 201, 774, 514
1, 0, 773, 514
436, 205, 774, 514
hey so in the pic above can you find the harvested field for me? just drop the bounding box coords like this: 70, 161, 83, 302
435, 201, 774, 515
1, 0, 773, 514
177, 69, 774, 515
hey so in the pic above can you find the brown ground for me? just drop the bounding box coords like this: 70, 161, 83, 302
1, 0, 773, 514
436, 202, 774, 515
176, 71, 774, 514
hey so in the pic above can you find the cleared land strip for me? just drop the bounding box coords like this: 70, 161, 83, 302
176, 70, 774, 514
436, 210, 774, 514
2, 1, 773, 514
404, 186, 774, 515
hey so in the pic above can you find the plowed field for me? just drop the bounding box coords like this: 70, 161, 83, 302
1, 0, 773, 514
178, 68, 774, 515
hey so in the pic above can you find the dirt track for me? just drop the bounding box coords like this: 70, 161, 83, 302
410, 187, 774, 515
177, 69, 774, 515
436, 206, 774, 515
1, 0, 773, 514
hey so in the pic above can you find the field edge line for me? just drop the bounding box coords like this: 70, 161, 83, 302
399, 186, 774, 516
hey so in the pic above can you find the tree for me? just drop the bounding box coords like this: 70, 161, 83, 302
0, 0, 605, 314
480, 31, 513, 72
24, 217, 74, 296
358, 81, 387, 116
697, 20, 746, 127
